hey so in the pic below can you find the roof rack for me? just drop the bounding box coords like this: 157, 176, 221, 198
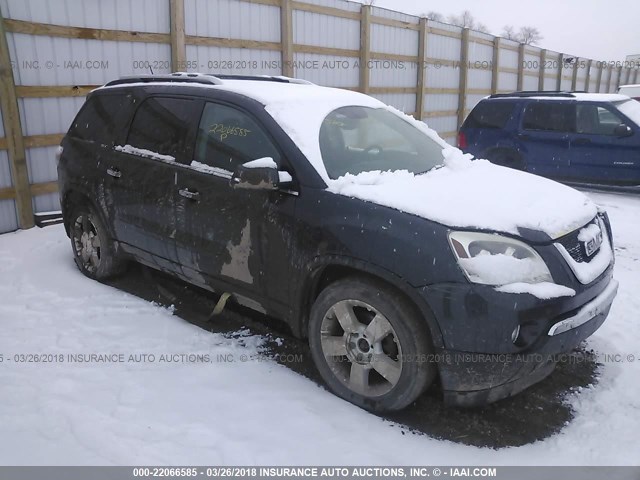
103, 72, 315, 88
104, 72, 224, 87
489, 91, 576, 99
214, 74, 315, 85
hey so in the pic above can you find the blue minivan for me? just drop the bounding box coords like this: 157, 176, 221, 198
458, 92, 640, 186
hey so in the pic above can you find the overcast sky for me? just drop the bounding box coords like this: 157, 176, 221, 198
357, 0, 639, 61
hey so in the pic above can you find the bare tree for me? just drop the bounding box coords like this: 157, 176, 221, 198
448, 10, 475, 29
501, 25, 518, 41
446, 10, 491, 33
476, 22, 490, 34
424, 11, 444, 22
518, 26, 543, 45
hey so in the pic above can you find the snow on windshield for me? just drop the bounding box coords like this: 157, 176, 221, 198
615, 99, 640, 126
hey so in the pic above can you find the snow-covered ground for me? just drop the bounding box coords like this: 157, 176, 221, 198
0, 190, 638, 466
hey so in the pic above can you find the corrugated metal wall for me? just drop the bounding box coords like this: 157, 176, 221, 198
0, 0, 638, 233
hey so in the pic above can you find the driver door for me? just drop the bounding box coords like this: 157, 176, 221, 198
569, 103, 639, 183
173, 101, 297, 310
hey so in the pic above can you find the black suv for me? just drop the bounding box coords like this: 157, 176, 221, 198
58, 74, 618, 411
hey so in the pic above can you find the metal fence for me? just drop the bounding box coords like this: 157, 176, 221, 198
0, 0, 638, 233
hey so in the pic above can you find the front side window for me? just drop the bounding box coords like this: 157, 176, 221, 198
319, 106, 444, 179
127, 96, 196, 161
576, 104, 624, 135
614, 99, 640, 127
194, 103, 281, 172
522, 102, 575, 133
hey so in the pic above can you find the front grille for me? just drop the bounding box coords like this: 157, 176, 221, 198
556, 218, 600, 263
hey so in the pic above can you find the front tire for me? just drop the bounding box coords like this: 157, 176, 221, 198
69, 204, 126, 280
308, 277, 436, 412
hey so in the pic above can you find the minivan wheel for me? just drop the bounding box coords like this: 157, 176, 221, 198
69, 205, 125, 280
309, 277, 436, 412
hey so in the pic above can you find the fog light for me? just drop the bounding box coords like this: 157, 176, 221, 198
511, 325, 521, 344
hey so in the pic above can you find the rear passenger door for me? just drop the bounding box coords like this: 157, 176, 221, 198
569, 103, 638, 183
173, 101, 297, 312
103, 95, 202, 270
518, 101, 575, 179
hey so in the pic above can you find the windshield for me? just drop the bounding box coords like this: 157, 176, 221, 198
319, 106, 445, 179
614, 99, 640, 126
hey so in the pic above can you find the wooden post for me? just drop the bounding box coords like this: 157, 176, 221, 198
605, 65, 613, 92
571, 57, 578, 91
359, 4, 371, 94
516, 43, 525, 91
634, 68, 639, 85
584, 59, 592, 92
415, 17, 427, 120
538, 49, 546, 91
491, 37, 500, 94
457, 28, 469, 129
615, 66, 623, 90
556, 53, 563, 91
280, 0, 294, 77
169, 0, 185, 71
595, 63, 603, 92
623, 67, 631, 86
0, 10, 34, 229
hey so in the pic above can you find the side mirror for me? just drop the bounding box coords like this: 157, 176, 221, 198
614, 123, 633, 137
232, 157, 289, 190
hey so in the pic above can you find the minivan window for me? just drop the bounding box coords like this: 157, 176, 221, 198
465, 101, 514, 129
319, 106, 444, 179
194, 103, 281, 172
127, 97, 196, 161
614, 99, 640, 126
68, 93, 133, 145
522, 102, 574, 132
576, 104, 624, 135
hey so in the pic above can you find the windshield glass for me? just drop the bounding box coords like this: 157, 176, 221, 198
614, 99, 640, 126
319, 106, 445, 179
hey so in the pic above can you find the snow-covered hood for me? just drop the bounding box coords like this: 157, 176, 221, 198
328, 148, 598, 240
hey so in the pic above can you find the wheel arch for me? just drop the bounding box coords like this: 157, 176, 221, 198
295, 256, 444, 349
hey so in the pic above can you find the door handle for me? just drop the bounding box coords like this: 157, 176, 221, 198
573, 138, 591, 145
517, 133, 530, 141
106, 167, 121, 178
179, 188, 200, 201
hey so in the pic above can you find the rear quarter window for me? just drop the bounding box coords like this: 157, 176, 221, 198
68, 93, 134, 145
464, 101, 515, 129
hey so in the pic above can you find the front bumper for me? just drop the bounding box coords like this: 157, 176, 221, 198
421, 275, 618, 407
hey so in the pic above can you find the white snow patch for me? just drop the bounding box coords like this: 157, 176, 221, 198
278, 171, 293, 183
242, 157, 277, 169
328, 160, 597, 239
459, 253, 551, 285
496, 282, 576, 299
115, 145, 175, 163
189, 160, 232, 178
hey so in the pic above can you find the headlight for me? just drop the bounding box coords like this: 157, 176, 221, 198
448, 231, 553, 286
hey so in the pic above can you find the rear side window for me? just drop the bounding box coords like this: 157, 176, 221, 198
465, 101, 514, 129
522, 102, 575, 132
127, 96, 197, 161
68, 93, 132, 145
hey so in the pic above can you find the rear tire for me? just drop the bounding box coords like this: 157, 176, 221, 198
69, 204, 126, 280
308, 276, 436, 412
